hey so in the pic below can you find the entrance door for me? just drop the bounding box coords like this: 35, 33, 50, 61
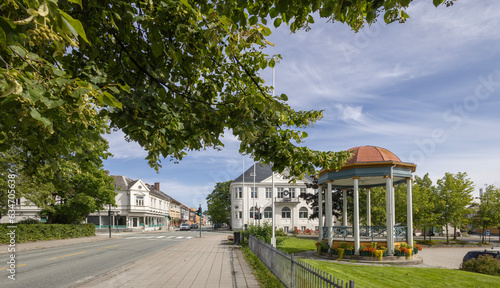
132, 217, 138, 227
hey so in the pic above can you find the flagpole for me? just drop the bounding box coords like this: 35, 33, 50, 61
271, 59, 277, 247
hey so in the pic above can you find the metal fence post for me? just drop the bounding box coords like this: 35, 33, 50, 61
290, 253, 294, 288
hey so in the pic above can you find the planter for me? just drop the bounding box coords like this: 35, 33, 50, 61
344, 250, 354, 256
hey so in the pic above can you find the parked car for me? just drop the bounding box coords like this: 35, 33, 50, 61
180, 223, 191, 231
462, 248, 500, 263
190, 224, 198, 229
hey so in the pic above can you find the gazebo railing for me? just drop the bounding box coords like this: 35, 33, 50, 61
322, 226, 407, 242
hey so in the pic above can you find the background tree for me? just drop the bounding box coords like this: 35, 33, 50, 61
436, 172, 474, 244
412, 174, 440, 240
472, 185, 500, 243
300, 178, 343, 225
206, 180, 232, 228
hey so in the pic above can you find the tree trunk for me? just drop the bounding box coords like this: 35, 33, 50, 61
446, 224, 449, 245
453, 226, 457, 240
423, 227, 427, 241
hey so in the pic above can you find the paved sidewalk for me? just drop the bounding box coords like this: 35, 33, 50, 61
0, 234, 115, 254
76, 233, 260, 288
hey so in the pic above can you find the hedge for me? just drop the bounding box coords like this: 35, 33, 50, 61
0, 223, 95, 244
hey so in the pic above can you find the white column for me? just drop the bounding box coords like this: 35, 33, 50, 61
407, 178, 413, 246
326, 182, 333, 247
386, 176, 394, 255
366, 188, 371, 227
342, 189, 347, 226
318, 186, 323, 241
353, 177, 360, 255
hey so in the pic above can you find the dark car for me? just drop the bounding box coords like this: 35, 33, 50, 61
463, 248, 500, 263
190, 224, 198, 229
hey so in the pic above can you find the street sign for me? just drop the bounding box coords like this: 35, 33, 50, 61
486, 230, 490, 236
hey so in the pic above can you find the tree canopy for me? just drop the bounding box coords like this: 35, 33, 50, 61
206, 180, 232, 227
0, 0, 456, 180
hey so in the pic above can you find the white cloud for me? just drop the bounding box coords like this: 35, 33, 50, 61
104, 130, 148, 160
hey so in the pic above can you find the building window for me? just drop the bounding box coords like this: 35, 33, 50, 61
239, 211, 242, 219
250, 207, 256, 219
234, 187, 242, 198
300, 188, 306, 197
265, 187, 272, 198
277, 188, 284, 198
290, 188, 296, 198
281, 207, 291, 219
301, 226, 306, 232
251, 187, 258, 198
136, 196, 144, 206
264, 207, 272, 218
299, 207, 308, 219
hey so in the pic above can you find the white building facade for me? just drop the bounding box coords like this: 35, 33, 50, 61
231, 163, 319, 233
87, 175, 171, 231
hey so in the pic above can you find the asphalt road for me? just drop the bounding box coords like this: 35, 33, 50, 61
1, 230, 204, 288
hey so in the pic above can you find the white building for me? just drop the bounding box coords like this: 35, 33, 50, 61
87, 175, 171, 231
231, 163, 319, 233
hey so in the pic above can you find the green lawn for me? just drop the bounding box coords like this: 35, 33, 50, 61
300, 259, 499, 288
277, 236, 317, 254
275, 237, 499, 287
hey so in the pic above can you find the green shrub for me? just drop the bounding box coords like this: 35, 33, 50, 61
17, 218, 40, 224
460, 255, 500, 276
241, 222, 284, 246
0, 223, 95, 244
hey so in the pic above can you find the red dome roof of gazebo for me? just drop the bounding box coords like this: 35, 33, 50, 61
345, 146, 401, 165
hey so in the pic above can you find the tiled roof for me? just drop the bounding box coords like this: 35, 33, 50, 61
344, 146, 401, 165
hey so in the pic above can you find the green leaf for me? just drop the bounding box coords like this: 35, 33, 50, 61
249, 16, 258, 26
41, 97, 65, 109
71, 87, 92, 98
0, 27, 5, 51
102, 91, 122, 109
117, 83, 131, 93
1, 80, 22, 97
67, 0, 83, 9
58, 10, 90, 44
107, 86, 120, 94
273, 18, 282, 28
38, 1, 49, 17
30, 109, 52, 127
151, 38, 164, 57
433, 0, 445, 7
28, 89, 43, 103
13, 16, 34, 25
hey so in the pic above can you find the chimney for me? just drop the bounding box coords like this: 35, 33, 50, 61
154, 182, 160, 191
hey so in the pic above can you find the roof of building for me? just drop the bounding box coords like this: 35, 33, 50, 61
233, 163, 314, 183
344, 145, 401, 165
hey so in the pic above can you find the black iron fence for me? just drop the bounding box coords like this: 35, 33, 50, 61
248, 235, 355, 288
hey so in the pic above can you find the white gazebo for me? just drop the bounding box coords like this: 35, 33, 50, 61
317, 146, 417, 256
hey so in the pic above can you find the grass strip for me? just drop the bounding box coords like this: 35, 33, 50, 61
277, 236, 317, 254
301, 259, 500, 288
240, 245, 285, 288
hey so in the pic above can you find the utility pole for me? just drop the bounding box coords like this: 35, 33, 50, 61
108, 203, 112, 238
198, 205, 202, 238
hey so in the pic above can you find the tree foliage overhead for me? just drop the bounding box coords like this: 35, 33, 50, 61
1, 0, 455, 179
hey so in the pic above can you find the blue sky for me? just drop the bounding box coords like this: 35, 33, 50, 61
103, 0, 500, 209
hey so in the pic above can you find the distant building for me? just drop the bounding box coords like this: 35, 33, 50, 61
230, 163, 319, 233
87, 176, 171, 231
